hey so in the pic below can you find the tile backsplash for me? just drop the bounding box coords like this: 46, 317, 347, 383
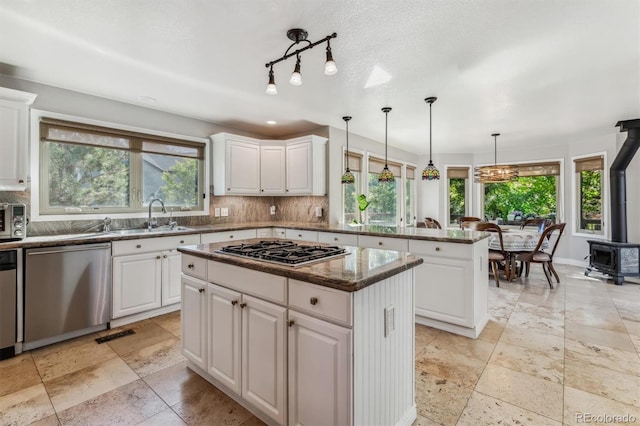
0, 190, 328, 236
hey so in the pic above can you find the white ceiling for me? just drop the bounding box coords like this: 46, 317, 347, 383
1, 0, 638, 155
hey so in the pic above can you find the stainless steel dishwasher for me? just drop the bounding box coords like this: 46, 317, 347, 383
24, 243, 111, 350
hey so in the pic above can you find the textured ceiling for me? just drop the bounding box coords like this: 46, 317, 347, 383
1, 0, 638, 154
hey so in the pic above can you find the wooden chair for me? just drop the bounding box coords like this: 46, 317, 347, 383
476, 222, 509, 287
516, 223, 566, 288
424, 217, 442, 229
519, 218, 547, 232
460, 220, 482, 230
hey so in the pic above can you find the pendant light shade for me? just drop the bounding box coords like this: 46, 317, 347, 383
422, 96, 440, 181
378, 107, 395, 183
473, 133, 519, 183
341, 116, 355, 184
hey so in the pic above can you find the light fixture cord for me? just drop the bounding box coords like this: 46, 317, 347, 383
429, 102, 433, 162
345, 120, 349, 169
494, 134, 498, 166
385, 110, 388, 166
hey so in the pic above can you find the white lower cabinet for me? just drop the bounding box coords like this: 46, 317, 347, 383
113, 252, 162, 318
288, 310, 351, 426
182, 275, 207, 370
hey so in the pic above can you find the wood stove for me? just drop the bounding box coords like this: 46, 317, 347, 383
586, 240, 640, 285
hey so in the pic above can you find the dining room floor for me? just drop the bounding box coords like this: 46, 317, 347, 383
1, 264, 639, 426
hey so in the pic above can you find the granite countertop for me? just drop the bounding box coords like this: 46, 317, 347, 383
0, 221, 488, 250
178, 239, 424, 292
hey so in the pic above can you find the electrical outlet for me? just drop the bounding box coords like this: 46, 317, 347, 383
270, 205, 276, 215
315, 206, 323, 217
221, 207, 229, 217
214, 208, 220, 217
384, 305, 395, 337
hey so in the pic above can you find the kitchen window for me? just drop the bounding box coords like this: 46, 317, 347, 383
36, 116, 206, 217
367, 156, 401, 226
574, 154, 605, 235
343, 150, 362, 224
447, 166, 470, 226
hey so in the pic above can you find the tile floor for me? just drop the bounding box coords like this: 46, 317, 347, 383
1, 264, 639, 425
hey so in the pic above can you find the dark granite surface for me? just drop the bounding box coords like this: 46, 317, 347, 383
178, 239, 424, 292
0, 221, 488, 250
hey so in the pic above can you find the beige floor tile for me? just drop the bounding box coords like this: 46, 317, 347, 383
612, 297, 640, 322
430, 332, 497, 363
489, 340, 564, 384
457, 391, 561, 426
143, 361, 209, 407
0, 383, 55, 426
564, 306, 627, 333
30, 414, 61, 425
135, 408, 187, 426
565, 321, 636, 352
30, 332, 102, 359
33, 337, 118, 382
56, 379, 168, 425
152, 311, 182, 337
412, 415, 443, 426
106, 321, 176, 357
415, 370, 473, 425
563, 386, 640, 426
121, 336, 186, 377
477, 319, 504, 342
415, 343, 487, 388
564, 358, 640, 408
415, 324, 441, 356
565, 338, 640, 377
624, 319, 640, 338
506, 302, 565, 337
0, 353, 41, 397
239, 416, 267, 426
44, 357, 138, 412
518, 291, 566, 310
474, 364, 563, 421
171, 380, 253, 426
499, 325, 564, 353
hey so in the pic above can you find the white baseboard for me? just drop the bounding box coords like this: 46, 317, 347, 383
109, 304, 180, 328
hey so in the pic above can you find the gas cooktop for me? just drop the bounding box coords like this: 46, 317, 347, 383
218, 240, 347, 267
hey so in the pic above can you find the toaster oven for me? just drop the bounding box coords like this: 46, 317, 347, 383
0, 204, 26, 241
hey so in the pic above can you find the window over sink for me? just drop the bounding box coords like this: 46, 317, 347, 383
31, 110, 208, 220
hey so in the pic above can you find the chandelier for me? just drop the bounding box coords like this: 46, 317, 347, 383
421, 96, 440, 180
265, 28, 337, 95
341, 116, 355, 184
378, 107, 395, 183
474, 133, 519, 183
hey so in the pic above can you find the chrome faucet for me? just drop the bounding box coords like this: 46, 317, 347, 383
103, 217, 112, 233
148, 198, 167, 230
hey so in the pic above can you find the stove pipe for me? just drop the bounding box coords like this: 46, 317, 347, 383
611, 119, 640, 243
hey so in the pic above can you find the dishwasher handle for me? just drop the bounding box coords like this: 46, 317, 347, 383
26, 243, 111, 256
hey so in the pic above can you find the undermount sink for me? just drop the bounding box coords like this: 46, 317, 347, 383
109, 226, 192, 235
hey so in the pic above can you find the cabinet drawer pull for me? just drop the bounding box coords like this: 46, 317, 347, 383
240, 302, 247, 308
378, 242, 383, 246
435, 247, 441, 252
136, 244, 142, 248
287, 320, 295, 327
229, 235, 234, 239
180, 240, 184, 244
334, 237, 339, 241
231, 300, 238, 306
187, 263, 194, 269
198, 288, 205, 293
156, 255, 161, 259
298, 234, 303, 238
310, 297, 318, 305
18, 179, 24, 184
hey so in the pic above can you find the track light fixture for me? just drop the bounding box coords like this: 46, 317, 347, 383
265, 28, 337, 94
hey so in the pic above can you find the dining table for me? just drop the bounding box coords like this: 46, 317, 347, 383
486, 228, 549, 281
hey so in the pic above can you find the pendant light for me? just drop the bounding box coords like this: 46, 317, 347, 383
341, 116, 355, 184
473, 133, 519, 183
378, 107, 395, 183
422, 96, 440, 180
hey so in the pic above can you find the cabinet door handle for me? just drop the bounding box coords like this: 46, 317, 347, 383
287, 320, 295, 327
163, 255, 167, 258
334, 237, 338, 241
310, 297, 318, 305
180, 240, 184, 244
18, 179, 24, 184
187, 263, 194, 269
198, 288, 205, 293
156, 255, 161, 259
136, 244, 142, 248
240, 302, 247, 308
298, 234, 303, 238
261, 189, 264, 192
435, 247, 441, 252
231, 300, 238, 306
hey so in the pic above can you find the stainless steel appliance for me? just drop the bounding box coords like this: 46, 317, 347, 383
0, 203, 27, 241
24, 243, 111, 350
0, 250, 19, 359
219, 240, 347, 267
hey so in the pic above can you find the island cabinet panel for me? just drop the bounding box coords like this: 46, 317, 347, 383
289, 279, 352, 326
181, 275, 207, 370
288, 310, 351, 426
207, 283, 241, 394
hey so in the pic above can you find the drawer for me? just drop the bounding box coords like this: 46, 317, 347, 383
289, 279, 352, 326
272, 228, 286, 239
182, 254, 207, 281
358, 235, 408, 252
408, 239, 473, 260
207, 261, 287, 305
285, 229, 318, 242
112, 234, 200, 256
255, 228, 273, 238
318, 232, 358, 246
200, 229, 257, 244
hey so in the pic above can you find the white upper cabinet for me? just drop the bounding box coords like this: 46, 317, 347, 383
211, 133, 327, 196
0, 87, 37, 191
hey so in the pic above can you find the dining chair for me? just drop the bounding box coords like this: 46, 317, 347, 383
516, 223, 566, 288
519, 218, 547, 232
475, 222, 509, 287
424, 217, 442, 229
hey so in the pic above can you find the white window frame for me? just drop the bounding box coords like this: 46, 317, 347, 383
445, 165, 472, 227
404, 162, 418, 227
341, 146, 365, 224
30, 109, 209, 222
571, 151, 608, 239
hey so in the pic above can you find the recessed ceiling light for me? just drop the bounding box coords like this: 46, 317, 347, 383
266, 120, 277, 125
139, 96, 157, 103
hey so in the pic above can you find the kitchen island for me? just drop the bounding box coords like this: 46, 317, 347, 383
178, 239, 423, 426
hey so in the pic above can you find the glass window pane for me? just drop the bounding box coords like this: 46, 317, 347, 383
579, 170, 602, 233
405, 178, 414, 226
46, 142, 130, 208
368, 173, 398, 226
449, 177, 466, 225
483, 176, 557, 224
343, 172, 360, 224
142, 153, 199, 207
